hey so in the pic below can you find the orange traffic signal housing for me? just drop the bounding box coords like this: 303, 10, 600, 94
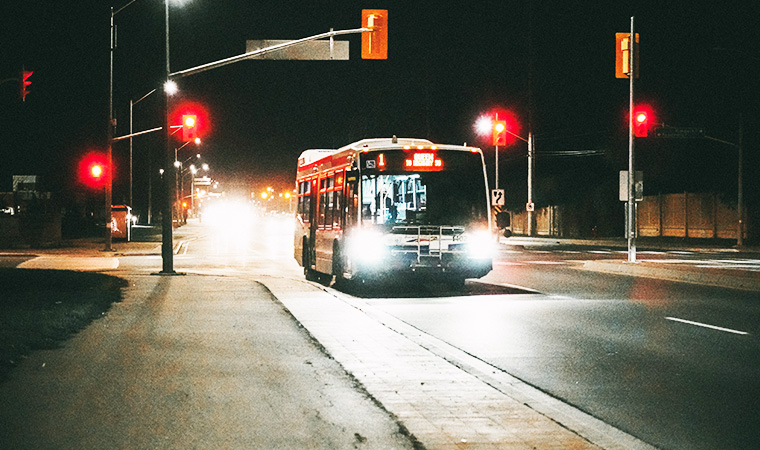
492, 120, 507, 146
182, 115, 197, 142
633, 111, 648, 137
615, 33, 639, 79
362, 9, 388, 59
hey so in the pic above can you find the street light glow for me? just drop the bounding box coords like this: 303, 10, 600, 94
164, 80, 178, 95
475, 116, 493, 136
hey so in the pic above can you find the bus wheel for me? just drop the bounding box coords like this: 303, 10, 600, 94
303, 241, 319, 281
305, 267, 320, 282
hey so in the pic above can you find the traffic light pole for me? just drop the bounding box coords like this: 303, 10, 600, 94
153, 20, 376, 274
104, 7, 116, 253
527, 131, 534, 236
160, 0, 176, 274
627, 16, 637, 263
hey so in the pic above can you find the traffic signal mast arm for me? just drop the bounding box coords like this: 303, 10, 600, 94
504, 127, 529, 143
112, 124, 185, 142
171, 27, 372, 79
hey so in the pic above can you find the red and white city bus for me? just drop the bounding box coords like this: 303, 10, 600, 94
294, 137, 494, 287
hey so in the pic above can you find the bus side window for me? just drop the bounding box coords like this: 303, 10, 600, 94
345, 180, 358, 227
319, 176, 335, 229
298, 180, 311, 221
318, 178, 327, 227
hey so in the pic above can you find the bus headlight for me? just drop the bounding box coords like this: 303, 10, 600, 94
347, 230, 388, 266
464, 230, 495, 259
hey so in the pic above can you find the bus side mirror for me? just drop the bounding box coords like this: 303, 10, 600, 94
496, 211, 510, 229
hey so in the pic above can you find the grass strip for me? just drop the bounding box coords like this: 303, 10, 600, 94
0, 268, 126, 381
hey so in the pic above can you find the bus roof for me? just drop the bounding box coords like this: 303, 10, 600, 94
297, 138, 483, 172
297, 149, 338, 167
338, 137, 433, 151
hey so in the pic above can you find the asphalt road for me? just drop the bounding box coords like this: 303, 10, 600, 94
151, 213, 760, 450
355, 247, 760, 450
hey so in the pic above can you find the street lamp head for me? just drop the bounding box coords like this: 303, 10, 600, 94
475, 116, 493, 136
164, 80, 178, 95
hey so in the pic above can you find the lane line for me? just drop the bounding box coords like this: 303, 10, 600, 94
665, 316, 750, 336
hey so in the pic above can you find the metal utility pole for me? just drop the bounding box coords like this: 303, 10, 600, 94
737, 118, 744, 247
527, 131, 534, 236
627, 16, 637, 263
495, 113, 500, 190
105, 7, 115, 252
160, 0, 176, 274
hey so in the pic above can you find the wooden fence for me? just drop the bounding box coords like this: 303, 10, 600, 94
508, 192, 745, 239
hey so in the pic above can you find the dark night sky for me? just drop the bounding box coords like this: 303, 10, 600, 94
2, 0, 759, 215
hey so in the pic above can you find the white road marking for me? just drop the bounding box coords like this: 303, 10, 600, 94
665, 317, 749, 336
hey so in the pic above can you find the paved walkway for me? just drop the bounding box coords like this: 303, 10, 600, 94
0, 273, 418, 450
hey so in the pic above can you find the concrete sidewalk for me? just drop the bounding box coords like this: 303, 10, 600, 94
0, 272, 418, 449
502, 235, 759, 253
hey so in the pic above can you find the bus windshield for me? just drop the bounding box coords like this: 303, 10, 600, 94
361, 169, 488, 227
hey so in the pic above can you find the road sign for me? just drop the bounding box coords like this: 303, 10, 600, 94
491, 189, 505, 206
619, 171, 644, 202
194, 176, 212, 186
246, 40, 349, 60
653, 127, 705, 139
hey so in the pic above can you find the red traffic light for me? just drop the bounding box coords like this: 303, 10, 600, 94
633, 110, 648, 137
493, 120, 507, 146
361, 9, 388, 59
20, 67, 32, 102
182, 114, 197, 142
90, 164, 103, 178
78, 152, 108, 188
